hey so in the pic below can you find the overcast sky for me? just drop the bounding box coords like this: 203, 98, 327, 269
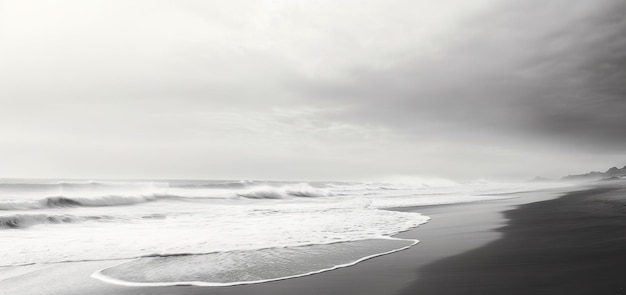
1, 0, 625, 181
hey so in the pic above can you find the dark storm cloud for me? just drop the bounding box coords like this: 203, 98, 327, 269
305, 0, 626, 151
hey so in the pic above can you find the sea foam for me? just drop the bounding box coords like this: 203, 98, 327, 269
92, 238, 416, 286
0, 202, 430, 266
0, 178, 559, 284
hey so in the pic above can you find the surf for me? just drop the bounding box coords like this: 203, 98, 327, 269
92, 237, 419, 287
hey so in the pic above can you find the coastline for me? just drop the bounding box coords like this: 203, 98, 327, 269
1, 185, 577, 295
402, 181, 626, 294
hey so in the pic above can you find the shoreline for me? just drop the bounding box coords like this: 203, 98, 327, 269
1, 185, 576, 295
90, 237, 419, 288
402, 181, 626, 294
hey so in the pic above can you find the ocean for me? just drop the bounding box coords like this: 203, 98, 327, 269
0, 178, 550, 286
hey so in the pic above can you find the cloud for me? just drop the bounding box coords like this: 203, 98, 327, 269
302, 0, 626, 151
0, 0, 625, 180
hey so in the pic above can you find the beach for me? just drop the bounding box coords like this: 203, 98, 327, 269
4, 0, 626, 293
402, 181, 626, 294
2, 182, 605, 295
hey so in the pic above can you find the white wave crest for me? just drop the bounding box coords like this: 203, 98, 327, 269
0, 194, 169, 210
237, 184, 334, 199
0, 214, 78, 229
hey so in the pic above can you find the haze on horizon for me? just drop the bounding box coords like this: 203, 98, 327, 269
1, 0, 625, 182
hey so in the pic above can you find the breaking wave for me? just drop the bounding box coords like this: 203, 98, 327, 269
0, 213, 114, 229
0, 184, 336, 210
237, 184, 334, 199
172, 180, 260, 189
0, 194, 173, 210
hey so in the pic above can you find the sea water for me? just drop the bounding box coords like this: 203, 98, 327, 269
0, 178, 551, 286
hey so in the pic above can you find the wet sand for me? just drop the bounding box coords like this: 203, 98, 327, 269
1, 186, 575, 295
402, 182, 626, 294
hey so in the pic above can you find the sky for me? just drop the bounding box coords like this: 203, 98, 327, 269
1, 0, 625, 181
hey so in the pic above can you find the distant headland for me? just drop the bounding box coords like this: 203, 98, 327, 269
562, 165, 626, 181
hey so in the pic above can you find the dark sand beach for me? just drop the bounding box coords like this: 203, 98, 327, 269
402, 182, 626, 295
5, 184, 626, 295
